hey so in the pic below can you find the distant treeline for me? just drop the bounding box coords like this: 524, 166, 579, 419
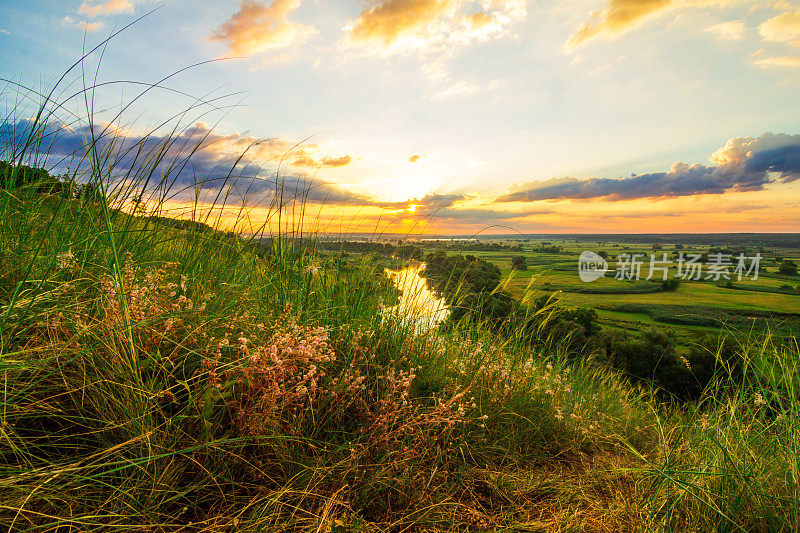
317, 239, 525, 255
525, 233, 800, 249
318, 240, 424, 259
143, 216, 213, 234
421, 240, 524, 252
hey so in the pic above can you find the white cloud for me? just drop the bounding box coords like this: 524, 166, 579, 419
704, 20, 746, 41
62, 16, 104, 32
753, 55, 800, 68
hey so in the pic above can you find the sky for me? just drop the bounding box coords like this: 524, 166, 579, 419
1, 0, 800, 234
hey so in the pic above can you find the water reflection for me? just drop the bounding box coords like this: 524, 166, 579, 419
385, 262, 449, 329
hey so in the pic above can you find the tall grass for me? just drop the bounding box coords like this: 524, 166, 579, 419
1, 42, 799, 531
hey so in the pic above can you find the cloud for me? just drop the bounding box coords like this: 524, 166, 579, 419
415, 207, 537, 224
495, 132, 800, 202
753, 54, 800, 67
377, 192, 555, 226
567, 0, 725, 48
209, 0, 317, 56
420, 57, 500, 99
383, 192, 468, 211
62, 16, 104, 32
343, 0, 527, 53
321, 155, 352, 167
758, 9, 800, 43
704, 20, 745, 40
0, 119, 365, 205
409, 154, 421, 163
433, 79, 482, 98
77, 0, 134, 18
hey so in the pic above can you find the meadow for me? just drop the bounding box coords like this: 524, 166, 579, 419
2, 57, 800, 532
420, 239, 800, 347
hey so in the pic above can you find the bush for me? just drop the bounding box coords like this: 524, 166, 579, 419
511, 255, 527, 270
778, 260, 798, 276
589, 328, 699, 399
661, 278, 680, 291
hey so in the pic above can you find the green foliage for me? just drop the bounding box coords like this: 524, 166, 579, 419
661, 278, 680, 291
778, 259, 798, 276
589, 328, 689, 397
510, 254, 527, 270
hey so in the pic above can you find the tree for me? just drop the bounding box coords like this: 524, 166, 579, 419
661, 278, 680, 291
511, 255, 527, 271
597, 250, 608, 259
778, 260, 798, 276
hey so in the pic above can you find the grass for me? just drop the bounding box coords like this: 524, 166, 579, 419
2, 50, 800, 531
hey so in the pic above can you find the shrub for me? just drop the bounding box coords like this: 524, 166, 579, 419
511, 255, 527, 270
661, 278, 681, 291
778, 259, 798, 276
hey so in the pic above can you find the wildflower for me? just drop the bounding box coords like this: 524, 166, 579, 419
754, 392, 767, 406
56, 247, 77, 270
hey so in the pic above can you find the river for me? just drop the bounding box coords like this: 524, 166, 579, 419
384, 263, 449, 329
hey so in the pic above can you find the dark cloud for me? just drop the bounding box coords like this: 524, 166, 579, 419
0, 119, 367, 206
496, 133, 800, 203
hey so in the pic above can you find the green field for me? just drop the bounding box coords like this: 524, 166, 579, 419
420, 239, 800, 345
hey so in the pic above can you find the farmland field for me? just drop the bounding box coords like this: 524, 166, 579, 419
416, 237, 800, 346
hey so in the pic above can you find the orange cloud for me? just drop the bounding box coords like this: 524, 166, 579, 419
344, 0, 527, 53
209, 0, 317, 56
409, 154, 421, 162
77, 0, 134, 18
323, 155, 352, 167
758, 9, 800, 43
292, 154, 352, 168
567, 0, 729, 48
